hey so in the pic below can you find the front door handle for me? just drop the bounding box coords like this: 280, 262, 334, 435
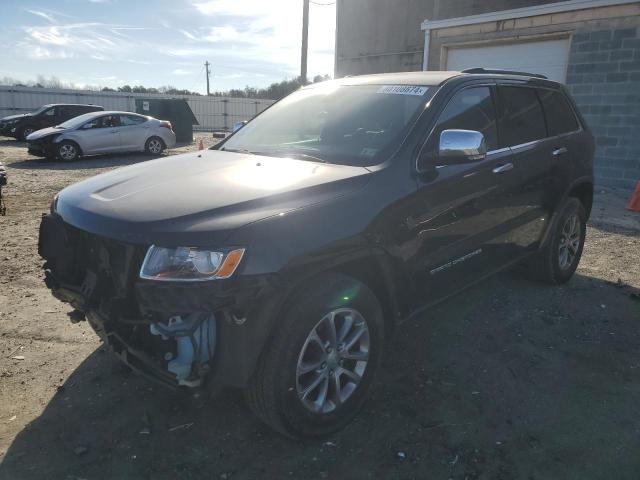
552, 147, 568, 156
110, 129, 118, 133
492, 163, 514, 174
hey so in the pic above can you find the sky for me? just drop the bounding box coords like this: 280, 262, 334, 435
0, 0, 336, 93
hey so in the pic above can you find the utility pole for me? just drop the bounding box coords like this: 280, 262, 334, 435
300, 0, 309, 85
205, 60, 211, 96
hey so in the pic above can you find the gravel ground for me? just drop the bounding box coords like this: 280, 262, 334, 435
0, 134, 639, 480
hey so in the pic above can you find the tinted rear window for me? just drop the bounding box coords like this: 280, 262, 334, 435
497, 86, 546, 147
537, 89, 579, 136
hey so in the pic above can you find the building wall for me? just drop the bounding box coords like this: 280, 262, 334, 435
335, 0, 559, 76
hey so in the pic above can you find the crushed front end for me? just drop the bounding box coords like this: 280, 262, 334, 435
38, 212, 280, 391
27, 135, 58, 158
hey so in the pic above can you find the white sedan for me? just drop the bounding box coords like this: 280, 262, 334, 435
26, 111, 177, 161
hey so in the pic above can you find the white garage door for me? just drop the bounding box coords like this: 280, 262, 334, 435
445, 38, 571, 82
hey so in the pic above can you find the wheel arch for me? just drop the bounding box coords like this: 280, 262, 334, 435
278, 247, 403, 339
568, 180, 593, 218
146, 135, 166, 150
539, 177, 593, 249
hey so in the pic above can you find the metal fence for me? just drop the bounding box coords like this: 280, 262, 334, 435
0, 86, 275, 131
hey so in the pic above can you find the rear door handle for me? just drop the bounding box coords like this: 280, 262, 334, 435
552, 147, 568, 156
492, 163, 514, 174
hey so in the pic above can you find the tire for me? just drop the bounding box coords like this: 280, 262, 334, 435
18, 126, 36, 141
526, 197, 587, 284
56, 141, 80, 162
245, 273, 385, 438
145, 137, 165, 155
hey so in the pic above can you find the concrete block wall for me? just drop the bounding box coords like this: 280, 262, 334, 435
566, 27, 640, 189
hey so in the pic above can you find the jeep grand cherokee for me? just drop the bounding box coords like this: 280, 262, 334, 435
39, 69, 594, 437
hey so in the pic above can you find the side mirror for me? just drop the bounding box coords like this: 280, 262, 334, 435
81, 123, 94, 130
438, 129, 486, 165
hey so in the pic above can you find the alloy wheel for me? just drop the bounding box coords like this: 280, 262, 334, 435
59, 144, 76, 161
148, 139, 162, 154
295, 308, 370, 414
558, 213, 581, 270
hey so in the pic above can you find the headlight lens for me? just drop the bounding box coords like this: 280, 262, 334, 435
139, 246, 245, 281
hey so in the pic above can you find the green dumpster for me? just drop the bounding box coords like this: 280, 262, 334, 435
135, 98, 198, 143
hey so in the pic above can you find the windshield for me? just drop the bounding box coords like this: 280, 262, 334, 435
221, 83, 429, 166
56, 112, 99, 129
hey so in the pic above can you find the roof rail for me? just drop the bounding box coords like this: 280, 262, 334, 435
461, 68, 548, 79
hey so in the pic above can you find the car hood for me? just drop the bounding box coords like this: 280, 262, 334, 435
26, 127, 64, 141
0, 113, 29, 123
56, 149, 371, 246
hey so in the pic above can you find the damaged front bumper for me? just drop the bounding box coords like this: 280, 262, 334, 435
39, 213, 282, 391
27, 138, 56, 158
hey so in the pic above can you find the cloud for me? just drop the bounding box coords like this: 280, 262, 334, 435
171, 68, 192, 75
19, 21, 156, 64
179, 29, 198, 41
26, 9, 57, 23
28, 46, 74, 59
188, 0, 335, 77
205, 26, 241, 43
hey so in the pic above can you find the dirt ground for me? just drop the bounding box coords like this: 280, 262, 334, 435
0, 133, 639, 480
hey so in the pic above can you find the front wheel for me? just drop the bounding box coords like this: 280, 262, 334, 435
145, 137, 165, 155
56, 141, 80, 162
245, 273, 385, 438
526, 197, 587, 284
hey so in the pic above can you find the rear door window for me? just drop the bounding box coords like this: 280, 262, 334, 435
427, 86, 498, 153
497, 86, 546, 147
120, 115, 146, 126
537, 89, 580, 136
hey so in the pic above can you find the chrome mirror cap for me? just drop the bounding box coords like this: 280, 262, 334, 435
439, 129, 487, 163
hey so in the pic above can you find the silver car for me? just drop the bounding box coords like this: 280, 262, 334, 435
26, 111, 177, 161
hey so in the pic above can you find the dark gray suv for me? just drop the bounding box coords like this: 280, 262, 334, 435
39, 69, 594, 437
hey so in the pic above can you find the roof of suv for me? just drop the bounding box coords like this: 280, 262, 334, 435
335, 70, 558, 87
41, 103, 103, 108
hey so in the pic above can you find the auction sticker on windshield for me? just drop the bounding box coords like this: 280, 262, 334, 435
377, 85, 429, 96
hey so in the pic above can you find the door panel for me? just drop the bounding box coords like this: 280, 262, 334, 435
404, 85, 527, 307
496, 85, 558, 249
74, 115, 122, 154
76, 128, 121, 153
409, 148, 523, 303
117, 115, 148, 151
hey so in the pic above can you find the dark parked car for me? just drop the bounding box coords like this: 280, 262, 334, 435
39, 69, 594, 437
0, 104, 104, 140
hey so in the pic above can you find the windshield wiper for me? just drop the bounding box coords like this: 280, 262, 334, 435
222, 147, 256, 154
267, 151, 329, 163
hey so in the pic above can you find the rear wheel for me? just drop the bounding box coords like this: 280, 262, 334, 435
526, 197, 586, 284
245, 273, 385, 437
145, 137, 165, 155
56, 141, 80, 162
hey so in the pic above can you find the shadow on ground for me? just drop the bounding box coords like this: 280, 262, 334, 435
1, 271, 639, 480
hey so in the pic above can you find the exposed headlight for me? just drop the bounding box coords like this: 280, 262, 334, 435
139, 246, 245, 281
